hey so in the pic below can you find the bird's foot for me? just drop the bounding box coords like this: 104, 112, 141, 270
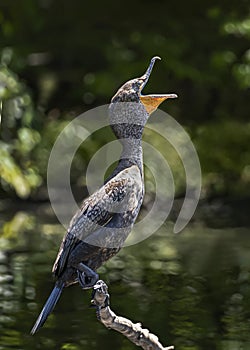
77, 263, 99, 289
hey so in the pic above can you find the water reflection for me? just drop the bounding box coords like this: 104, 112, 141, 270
1, 208, 250, 350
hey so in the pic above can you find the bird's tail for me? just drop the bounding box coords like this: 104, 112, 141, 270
30, 282, 64, 335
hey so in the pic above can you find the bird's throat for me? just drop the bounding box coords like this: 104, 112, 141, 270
120, 138, 143, 171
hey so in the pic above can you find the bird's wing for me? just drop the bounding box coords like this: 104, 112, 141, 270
53, 165, 143, 277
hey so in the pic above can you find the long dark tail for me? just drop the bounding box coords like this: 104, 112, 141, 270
31, 282, 64, 335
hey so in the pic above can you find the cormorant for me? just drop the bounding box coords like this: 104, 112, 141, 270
31, 56, 177, 334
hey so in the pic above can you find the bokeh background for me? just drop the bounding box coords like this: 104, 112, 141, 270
0, 1, 250, 349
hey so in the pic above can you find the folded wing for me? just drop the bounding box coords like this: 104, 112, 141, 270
53, 165, 143, 277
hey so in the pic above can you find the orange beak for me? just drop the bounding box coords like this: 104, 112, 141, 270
140, 93, 178, 115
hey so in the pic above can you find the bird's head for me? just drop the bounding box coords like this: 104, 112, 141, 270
111, 56, 177, 114
109, 56, 177, 140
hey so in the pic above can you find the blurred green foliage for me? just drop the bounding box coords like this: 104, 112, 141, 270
0, 50, 42, 197
1, 4, 250, 348
0, 0, 250, 199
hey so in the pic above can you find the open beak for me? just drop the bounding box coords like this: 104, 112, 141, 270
140, 94, 177, 115
139, 56, 178, 115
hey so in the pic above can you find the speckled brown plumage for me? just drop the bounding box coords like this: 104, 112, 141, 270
53, 164, 143, 284
31, 56, 177, 334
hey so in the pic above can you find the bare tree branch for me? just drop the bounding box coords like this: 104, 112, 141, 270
91, 280, 174, 350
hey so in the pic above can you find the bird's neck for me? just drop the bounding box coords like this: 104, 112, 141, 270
109, 138, 143, 178
120, 137, 143, 168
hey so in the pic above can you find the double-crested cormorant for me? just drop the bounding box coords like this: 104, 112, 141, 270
31, 56, 177, 334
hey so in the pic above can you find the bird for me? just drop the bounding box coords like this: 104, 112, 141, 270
31, 56, 177, 334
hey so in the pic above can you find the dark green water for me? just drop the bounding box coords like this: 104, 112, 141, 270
1, 203, 250, 350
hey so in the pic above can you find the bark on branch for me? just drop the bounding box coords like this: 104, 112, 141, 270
91, 280, 174, 350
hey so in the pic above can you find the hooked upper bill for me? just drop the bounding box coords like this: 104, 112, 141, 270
140, 56, 178, 115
